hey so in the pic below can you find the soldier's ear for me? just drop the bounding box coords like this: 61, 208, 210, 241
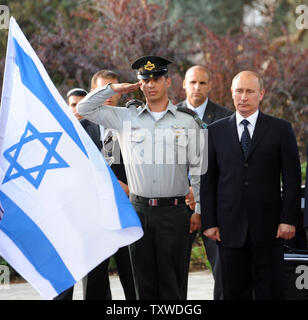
183, 79, 186, 90
166, 76, 171, 88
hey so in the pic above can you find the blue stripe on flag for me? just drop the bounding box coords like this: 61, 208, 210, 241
13, 38, 88, 158
106, 166, 142, 229
0, 191, 75, 294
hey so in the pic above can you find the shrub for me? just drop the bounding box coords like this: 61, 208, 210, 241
302, 162, 307, 184
0, 256, 21, 280
189, 233, 209, 272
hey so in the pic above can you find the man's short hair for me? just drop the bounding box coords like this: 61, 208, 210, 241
66, 88, 88, 98
91, 70, 120, 89
185, 65, 212, 82
231, 71, 264, 91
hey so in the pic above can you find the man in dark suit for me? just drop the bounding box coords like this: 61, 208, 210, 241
177, 65, 233, 300
81, 70, 135, 300
201, 70, 301, 299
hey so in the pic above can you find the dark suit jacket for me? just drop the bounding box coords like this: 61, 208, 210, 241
176, 99, 233, 125
305, 145, 308, 227
80, 119, 102, 150
200, 112, 302, 248
80, 119, 127, 183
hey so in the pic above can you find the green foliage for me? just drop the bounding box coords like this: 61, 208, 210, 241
0, 256, 20, 279
0, 256, 8, 266
108, 256, 117, 273
152, 0, 254, 35
302, 162, 307, 184
270, 0, 308, 39
190, 233, 209, 271
0, 0, 88, 61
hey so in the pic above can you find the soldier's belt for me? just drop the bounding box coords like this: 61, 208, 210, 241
130, 194, 185, 207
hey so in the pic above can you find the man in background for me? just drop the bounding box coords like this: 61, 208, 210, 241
67, 88, 88, 120
177, 65, 232, 300
54, 87, 88, 300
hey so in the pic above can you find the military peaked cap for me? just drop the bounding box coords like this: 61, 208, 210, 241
131, 55, 172, 80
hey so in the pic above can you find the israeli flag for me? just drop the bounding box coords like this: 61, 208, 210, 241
0, 17, 143, 299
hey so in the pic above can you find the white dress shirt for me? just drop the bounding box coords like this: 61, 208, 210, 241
99, 125, 106, 142
186, 98, 208, 120
236, 109, 259, 141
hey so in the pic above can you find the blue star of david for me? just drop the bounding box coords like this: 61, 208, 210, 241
2, 121, 69, 189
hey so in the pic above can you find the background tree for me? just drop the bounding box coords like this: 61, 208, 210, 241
28, 0, 194, 101
152, 0, 255, 35
0, 0, 307, 160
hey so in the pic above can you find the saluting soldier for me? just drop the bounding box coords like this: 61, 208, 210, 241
77, 56, 206, 300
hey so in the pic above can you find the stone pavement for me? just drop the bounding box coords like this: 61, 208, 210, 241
0, 270, 214, 300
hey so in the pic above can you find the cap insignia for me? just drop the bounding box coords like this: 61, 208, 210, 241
144, 61, 155, 71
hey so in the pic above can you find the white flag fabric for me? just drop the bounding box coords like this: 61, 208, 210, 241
0, 17, 143, 299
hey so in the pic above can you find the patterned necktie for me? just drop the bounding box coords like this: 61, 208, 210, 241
102, 130, 114, 164
240, 119, 251, 159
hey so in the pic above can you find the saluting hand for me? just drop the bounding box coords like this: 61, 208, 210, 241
110, 82, 141, 94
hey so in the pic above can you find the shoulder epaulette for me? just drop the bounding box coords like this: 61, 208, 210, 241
176, 107, 207, 129
125, 99, 145, 109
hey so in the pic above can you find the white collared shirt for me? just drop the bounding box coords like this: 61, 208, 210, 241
236, 109, 259, 141
186, 98, 208, 120
99, 125, 105, 142
99, 125, 118, 146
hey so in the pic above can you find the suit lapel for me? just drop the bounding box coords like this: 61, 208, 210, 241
90, 122, 102, 150
229, 111, 271, 161
177, 100, 215, 125
203, 100, 216, 124
178, 101, 187, 109
247, 111, 270, 159
228, 113, 244, 160
179, 99, 217, 125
